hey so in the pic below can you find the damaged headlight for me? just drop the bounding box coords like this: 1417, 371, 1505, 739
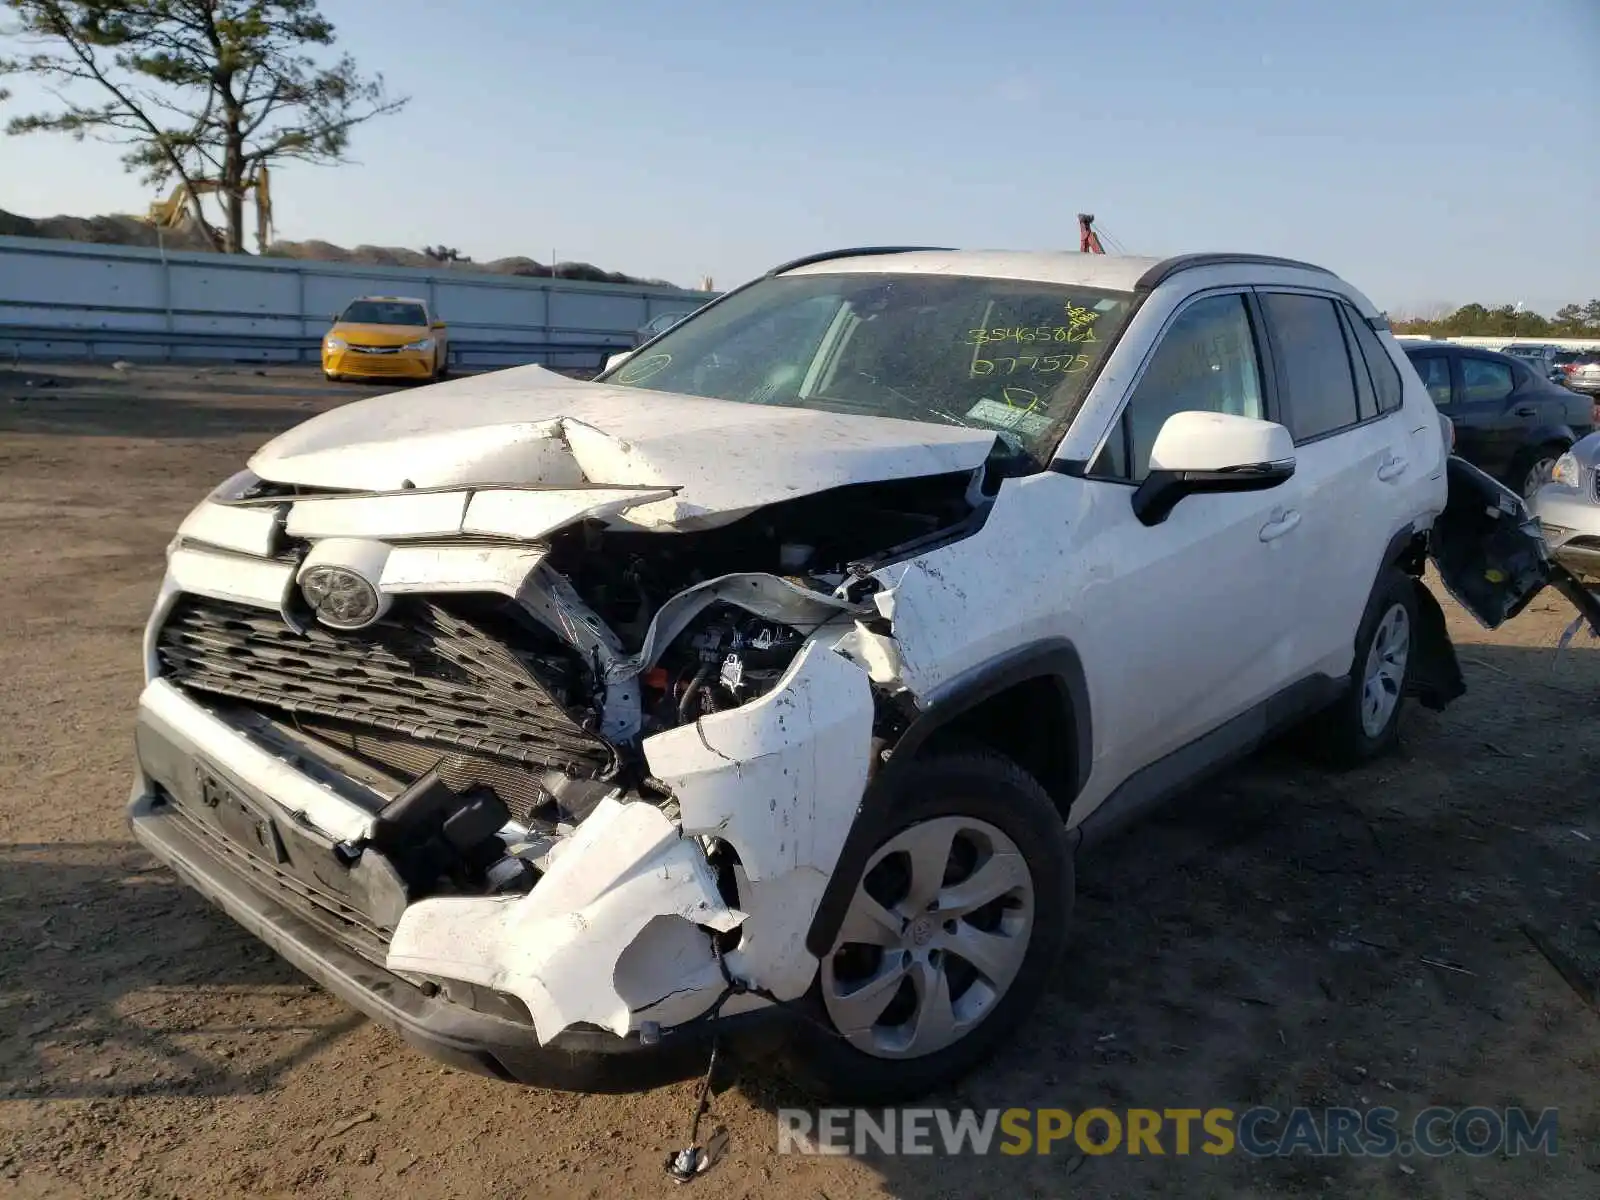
1550, 452, 1580, 490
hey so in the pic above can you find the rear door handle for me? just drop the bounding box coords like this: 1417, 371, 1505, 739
1514, 406, 1536, 417
1377, 456, 1409, 482
1259, 510, 1302, 542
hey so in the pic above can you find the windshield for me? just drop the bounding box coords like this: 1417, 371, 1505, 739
598, 272, 1138, 459
340, 300, 427, 326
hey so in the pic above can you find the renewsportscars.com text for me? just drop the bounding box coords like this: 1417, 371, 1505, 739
777, 1106, 1559, 1158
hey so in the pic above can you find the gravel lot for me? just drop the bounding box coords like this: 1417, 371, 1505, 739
1, 362, 1596, 1199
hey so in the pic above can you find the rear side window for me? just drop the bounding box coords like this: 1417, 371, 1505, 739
1410, 355, 1452, 405
1342, 307, 1404, 414
1461, 357, 1514, 403
1260, 293, 1362, 442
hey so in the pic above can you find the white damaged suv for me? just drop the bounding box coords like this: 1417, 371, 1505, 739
134, 248, 1548, 1100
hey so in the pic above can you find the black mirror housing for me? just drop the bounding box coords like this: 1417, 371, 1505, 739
1131, 460, 1296, 527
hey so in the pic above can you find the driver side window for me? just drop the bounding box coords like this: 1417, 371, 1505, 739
1092, 293, 1265, 482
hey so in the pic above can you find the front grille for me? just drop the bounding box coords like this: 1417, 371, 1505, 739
338, 355, 421, 375
346, 343, 403, 354
161, 788, 393, 961
293, 717, 556, 824
158, 596, 616, 784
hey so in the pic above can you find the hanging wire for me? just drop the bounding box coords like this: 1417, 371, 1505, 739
1098, 227, 1131, 255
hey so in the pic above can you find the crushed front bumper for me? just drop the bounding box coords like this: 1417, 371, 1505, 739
127, 687, 789, 1090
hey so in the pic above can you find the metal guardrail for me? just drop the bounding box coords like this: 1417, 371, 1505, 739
0, 324, 633, 371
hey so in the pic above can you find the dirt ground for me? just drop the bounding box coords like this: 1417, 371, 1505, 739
0, 361, 1596, 1200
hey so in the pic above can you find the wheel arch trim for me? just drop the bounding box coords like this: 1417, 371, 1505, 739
803, 638, 1090, 958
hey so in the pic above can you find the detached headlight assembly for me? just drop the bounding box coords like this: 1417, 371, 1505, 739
1550, 452, 1580, 489
403, 337, 434, 352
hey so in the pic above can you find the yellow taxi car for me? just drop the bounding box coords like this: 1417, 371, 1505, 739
322, 296, 449, 383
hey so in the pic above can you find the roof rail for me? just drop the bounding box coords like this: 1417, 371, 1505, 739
1136, 253, 1335, 291
765, 246, 955, 277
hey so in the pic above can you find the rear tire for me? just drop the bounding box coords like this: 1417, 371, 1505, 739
780, 751, 1072, 1104
1312, 567, 1417, 768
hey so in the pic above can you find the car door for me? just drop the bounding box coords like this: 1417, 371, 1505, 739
1408, 349, 1473, 447
1445, 353, 1527, 482
1255, 289, 1417, 686
1072, 290, 1306, 790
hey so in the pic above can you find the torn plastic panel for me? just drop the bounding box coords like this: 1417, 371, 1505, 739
380, 632, 877, 1039
1430, 456, 1600, 638
645, 640, 876, 1002
388, 796, 744, 1042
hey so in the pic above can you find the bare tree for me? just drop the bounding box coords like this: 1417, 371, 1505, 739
0, 1, 408, 252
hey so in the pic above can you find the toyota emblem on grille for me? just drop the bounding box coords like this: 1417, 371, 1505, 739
299, 564, 382, 630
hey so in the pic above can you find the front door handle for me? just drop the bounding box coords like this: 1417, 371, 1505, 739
1514, 406, 1536, 417
1259, 510, 1302, 542
1377, 456, 1409, 482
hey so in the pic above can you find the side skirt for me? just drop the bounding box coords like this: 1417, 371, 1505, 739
1072, 672, 1345, 855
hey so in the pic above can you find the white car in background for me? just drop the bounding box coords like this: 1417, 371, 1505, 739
129, 246, 1564, 1103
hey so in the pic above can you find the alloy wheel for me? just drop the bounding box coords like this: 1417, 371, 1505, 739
1360, 603, 1411, 738
820, 816, 1035, 1059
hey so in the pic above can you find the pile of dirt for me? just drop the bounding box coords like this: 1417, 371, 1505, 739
267, 239, 676, 285
0, 207, 679, 287
0, 207, 215, 251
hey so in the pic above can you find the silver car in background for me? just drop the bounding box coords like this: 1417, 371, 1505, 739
1503, 343, 1566, 384
1531, 431, 1600, 581
1563, 352, 1600, 398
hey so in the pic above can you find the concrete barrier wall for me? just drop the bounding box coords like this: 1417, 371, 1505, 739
0, 234, 718, 367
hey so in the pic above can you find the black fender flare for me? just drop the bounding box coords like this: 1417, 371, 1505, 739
1374, 522, 1464, 710
1381, 522, 1428, 577
804, 638, 1091, 959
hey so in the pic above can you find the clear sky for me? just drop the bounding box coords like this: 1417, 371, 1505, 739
2, 0, 1596, 313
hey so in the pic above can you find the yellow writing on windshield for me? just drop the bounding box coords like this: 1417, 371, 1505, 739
966, 325, 1097, 346
1065, 302, 1100, 333
971, 353, 1091, 377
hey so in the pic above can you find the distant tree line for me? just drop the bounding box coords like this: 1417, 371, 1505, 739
1391, 300, 1600, 339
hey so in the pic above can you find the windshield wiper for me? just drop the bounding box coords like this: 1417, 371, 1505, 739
856, 372, 969, 428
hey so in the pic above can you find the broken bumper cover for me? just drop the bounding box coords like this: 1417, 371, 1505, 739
126, 691, 789, 1090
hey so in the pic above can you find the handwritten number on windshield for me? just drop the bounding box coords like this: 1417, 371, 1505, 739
971, 354, 1090, 377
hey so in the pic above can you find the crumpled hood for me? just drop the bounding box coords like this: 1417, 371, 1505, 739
250, 364, 998, 527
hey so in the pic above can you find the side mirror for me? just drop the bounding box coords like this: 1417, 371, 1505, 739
431, 320, 446, 330
1132, 411, 1296, 526
603, 350, 634, 374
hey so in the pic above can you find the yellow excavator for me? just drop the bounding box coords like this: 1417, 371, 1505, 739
147, 165, 273, 253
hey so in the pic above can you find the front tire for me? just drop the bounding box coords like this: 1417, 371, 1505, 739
1511, 441, 1567, 500
782, 752, 1072, 1103
1313, 567, 1417, 767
